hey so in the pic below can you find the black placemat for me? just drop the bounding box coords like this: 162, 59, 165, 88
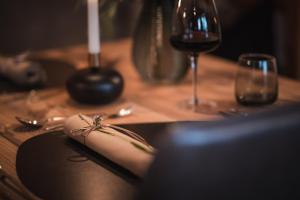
16, 121, 208, 200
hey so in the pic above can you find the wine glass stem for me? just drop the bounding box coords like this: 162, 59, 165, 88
190, 54, 199, 108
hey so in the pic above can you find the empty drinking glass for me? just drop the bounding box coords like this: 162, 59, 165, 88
235, 54, 278, 106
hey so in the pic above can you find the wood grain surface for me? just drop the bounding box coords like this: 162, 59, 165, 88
1, 39, 300, 199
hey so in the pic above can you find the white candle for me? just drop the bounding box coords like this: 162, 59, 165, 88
87, 0, 100, 54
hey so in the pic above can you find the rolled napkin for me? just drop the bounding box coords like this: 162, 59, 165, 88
64, 114, 155, 177
0, 52, 47, 86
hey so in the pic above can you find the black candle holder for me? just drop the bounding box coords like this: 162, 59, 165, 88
66, 53, 124, 105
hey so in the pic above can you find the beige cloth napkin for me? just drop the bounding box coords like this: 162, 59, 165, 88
64, 114, 155, 177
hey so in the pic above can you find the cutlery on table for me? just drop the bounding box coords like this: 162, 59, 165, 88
219, 109, 249, 118
15, 106, 133, 130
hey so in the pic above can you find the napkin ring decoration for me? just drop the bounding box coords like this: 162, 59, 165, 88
70, 114, 155, 154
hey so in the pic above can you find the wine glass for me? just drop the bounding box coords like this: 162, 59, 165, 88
170, 0, 221, 113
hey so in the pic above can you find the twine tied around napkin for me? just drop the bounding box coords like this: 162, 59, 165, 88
70, 114, 154, 153
64, 114, 155, 177
70, 115, 103, 145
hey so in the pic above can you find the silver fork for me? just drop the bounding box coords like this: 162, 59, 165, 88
219, 107, 250, 118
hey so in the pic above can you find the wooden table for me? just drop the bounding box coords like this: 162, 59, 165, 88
1, 39, 300, 199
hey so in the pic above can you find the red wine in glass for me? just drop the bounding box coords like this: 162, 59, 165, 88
170, 0, 221, 113
170, 34, 220, 53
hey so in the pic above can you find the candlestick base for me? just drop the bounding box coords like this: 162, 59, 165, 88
66, 66, 124, 105
88, 53, 101, 67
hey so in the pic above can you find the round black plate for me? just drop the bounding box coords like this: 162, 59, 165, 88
16, 132, 138, 200
16, 121, 206, 200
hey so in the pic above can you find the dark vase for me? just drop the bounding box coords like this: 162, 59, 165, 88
132, 0, 189, 84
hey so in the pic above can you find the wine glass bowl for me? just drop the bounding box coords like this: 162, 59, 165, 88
170, 0, 221, 112
170, 0, 221, 53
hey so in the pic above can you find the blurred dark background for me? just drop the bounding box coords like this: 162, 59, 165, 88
0, 0, 299, 79
0, 0, 87, 53
214, 0, 275, 66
